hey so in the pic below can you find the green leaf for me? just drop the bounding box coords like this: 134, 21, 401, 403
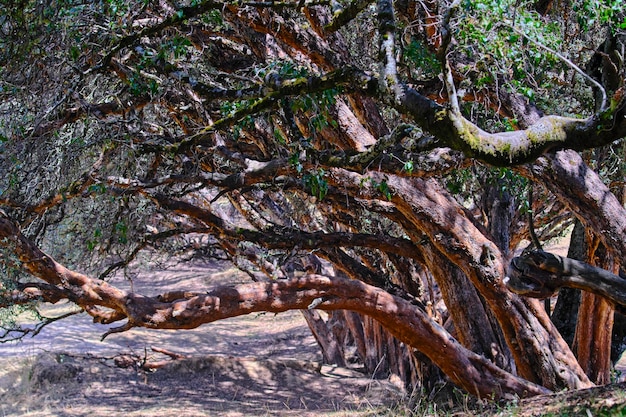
377, 180, 392, 200
303, 170, 328, 200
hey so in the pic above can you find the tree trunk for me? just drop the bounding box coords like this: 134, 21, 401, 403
573, 292, 614, 384
301, 309, 346, 366
421, 244, 514, 371
574, 241, 616, 384
326, 170, 591, 390
551, 220, 585, 346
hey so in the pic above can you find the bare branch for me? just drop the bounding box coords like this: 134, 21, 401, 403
506, 251, 626, 307
438, 0, 462, 116
509, 26, 608, 110
0, 310, 81, 343
324, 0, 374, 33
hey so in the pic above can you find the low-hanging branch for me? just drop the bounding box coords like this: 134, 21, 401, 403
506, 251, 626, 309
0, 209, 548, 399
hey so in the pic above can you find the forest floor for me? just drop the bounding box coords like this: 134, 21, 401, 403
0, 261, 406, 417
1, 255, 626, 416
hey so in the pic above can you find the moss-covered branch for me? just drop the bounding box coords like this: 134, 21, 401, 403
387, 84, 626, 166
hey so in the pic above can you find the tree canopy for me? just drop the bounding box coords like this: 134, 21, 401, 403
1, 0, 625, 402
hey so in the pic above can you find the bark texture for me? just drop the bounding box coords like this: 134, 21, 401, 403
0, 210, 547, 399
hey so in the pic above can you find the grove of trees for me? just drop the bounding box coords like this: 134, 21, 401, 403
1, 0, 625, 402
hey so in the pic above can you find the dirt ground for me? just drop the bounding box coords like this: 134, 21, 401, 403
0, 262, 405, 417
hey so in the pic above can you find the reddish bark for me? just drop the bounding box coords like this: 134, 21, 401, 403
529, 150, 626, 257
573, 293, 614, 384
526, 150, 626, 383
325, 170, 591, 390
505, 248, 626, 384
0, 209, 548, 399
301, 309, 346, 366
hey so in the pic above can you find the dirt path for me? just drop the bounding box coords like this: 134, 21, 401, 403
0, 262, 404, 416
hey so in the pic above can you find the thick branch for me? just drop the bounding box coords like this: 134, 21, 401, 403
176, 275, 549, 399
392, 87, 626, 166
0, 210, 128, 312
324, 168, 591, 389
526, 150, 626, 257
0, 208, 547, 399
506, 251, 626, 307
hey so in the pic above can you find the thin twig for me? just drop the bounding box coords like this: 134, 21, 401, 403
439, 0, 462, 115
510, 26, 607, 110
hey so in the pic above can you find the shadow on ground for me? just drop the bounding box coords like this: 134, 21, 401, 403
1, 352, 404, 417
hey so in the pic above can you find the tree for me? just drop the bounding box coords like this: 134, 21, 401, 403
0, 0, 625, 401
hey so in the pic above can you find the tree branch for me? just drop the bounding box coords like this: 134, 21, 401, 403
526, 150, 626, 257
438, 0, 462, 116
324, 0, 374, 33
506, 250, 626, 308
509, 26, 608, 110
0, 207, 549, 399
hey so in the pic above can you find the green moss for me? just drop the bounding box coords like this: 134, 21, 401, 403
434, 109, 448, 122
499, 142, 512, 154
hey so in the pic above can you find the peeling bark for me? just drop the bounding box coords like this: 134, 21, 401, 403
0, 210, 547, 399
506, 251, 626, 308
325, 170, 591, 390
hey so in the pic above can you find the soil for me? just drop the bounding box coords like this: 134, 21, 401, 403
0, 261, 405, 417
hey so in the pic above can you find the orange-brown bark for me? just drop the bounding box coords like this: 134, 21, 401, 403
0, 209, 547, 399
573, 293, 614, 384
324, 169, 591, 391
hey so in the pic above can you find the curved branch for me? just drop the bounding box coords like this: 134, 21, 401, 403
509, 26, 607, 110
0, 207, 547, 399
0, 209, 128, 311
527, 150, 626, 257
506, 251, 626, 307
393, 86, 626, 165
